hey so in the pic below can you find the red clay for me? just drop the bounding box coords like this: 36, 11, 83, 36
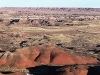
0, 46, 97, 68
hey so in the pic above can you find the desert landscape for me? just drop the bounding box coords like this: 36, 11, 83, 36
0, 7, 100, 75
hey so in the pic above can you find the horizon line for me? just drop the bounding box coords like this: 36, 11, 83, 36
0, 7, 100, 8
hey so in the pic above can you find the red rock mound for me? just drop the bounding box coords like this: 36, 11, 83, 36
0, 72, 26, 75
0, 46, 98, 68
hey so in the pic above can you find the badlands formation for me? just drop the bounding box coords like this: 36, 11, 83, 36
0, 7, 100, 75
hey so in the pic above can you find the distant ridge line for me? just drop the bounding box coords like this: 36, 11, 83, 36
0, 7, 100, 12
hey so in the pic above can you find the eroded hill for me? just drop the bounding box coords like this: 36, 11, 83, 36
0, 7, 100, 75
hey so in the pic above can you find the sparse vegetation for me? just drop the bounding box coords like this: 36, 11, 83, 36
0, 7, 100, 75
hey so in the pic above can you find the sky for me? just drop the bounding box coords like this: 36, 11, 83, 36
0, 0, 100, 8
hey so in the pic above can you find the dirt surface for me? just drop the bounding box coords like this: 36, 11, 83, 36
0, 21, 100, 75
0, 7, 100, 75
